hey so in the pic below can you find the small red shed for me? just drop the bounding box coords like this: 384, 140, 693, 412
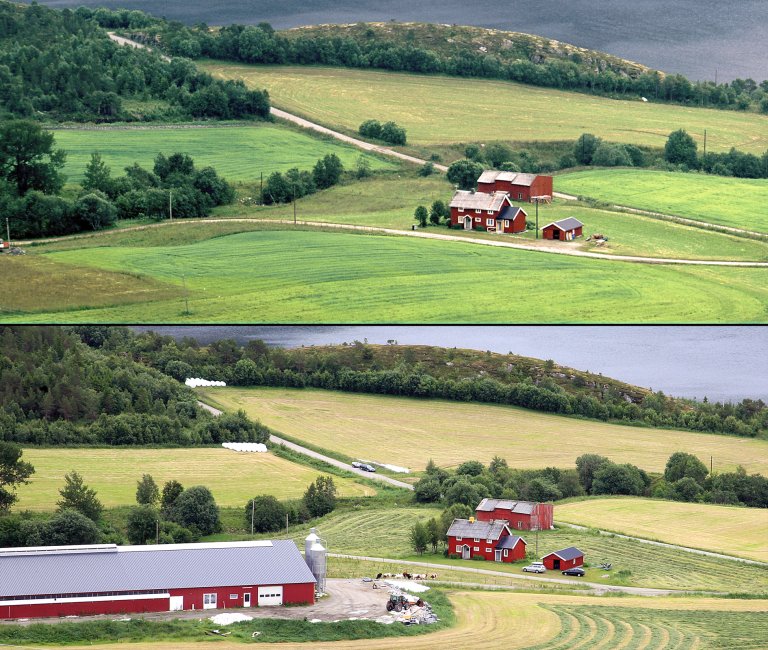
541, 217, 584, 241
449, 190, 527, 233
542, 547, 584, 570
476, 170, 553, 202
475, 498, 554, 531
447, 518, 526, 563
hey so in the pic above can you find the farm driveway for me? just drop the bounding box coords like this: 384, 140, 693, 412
197, 400, 414, 491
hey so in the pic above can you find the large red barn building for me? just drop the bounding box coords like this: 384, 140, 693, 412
0, 540, 316, 620
449, 190, 527, 233
475, 498, 554, 531
476, 170, 553, 203
446, 518, 526, 563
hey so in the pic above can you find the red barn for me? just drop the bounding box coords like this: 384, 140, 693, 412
542, 547, 584, 570
541, 217, 584, 241
475, 498, 554, 531
0, 540, 316, 620
446, 518, 526, 563
449, 190, 527, 233
476, 170, 553, 203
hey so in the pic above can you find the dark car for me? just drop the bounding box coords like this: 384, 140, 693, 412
562, 567, 585, 577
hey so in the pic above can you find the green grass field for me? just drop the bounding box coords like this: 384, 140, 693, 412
15, 448, 375, 510
204, 63, 768, 153
52, 123, 394, 183
7, 229, 768, 322
200, 388, 768, 476
556, 169, 768, 233
556, 498, 768, 562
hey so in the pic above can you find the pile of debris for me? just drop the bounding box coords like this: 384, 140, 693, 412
586, 233, 609, 246
383, 590, 439, 626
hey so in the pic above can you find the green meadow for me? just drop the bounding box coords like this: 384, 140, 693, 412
204, 63, 768, 153
52, 123, 394, 183
556, 169, 768, 233
6, 229, 768, 322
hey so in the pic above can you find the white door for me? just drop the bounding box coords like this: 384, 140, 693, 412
258, 586, 283, 606
169, 596, 184, 611
203, 593, 217, 610
495, 550, 502, 562
461, 545, 470, 560
243, 593, 251, 607
464, 216, 472, 230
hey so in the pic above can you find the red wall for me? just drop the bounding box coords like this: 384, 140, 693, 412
2, 597, 168, 620
475, 503, 553, 530
530, 175, 553, 199
169, 582, 314, 611
450, 207, 524, 233
543, 225, 581, 240
543, 553, 583, 570
478, 176, 553, 202
447, 531, 525, 563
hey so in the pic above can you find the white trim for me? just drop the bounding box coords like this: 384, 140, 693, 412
0, 593, 169, 607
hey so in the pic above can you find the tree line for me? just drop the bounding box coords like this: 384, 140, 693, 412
0, 122, 235, 238
0, 2, 269, 122
138, 19, 768, 114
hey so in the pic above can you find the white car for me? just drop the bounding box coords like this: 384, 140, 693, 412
523, 562, 547, 573
351, 461, 363, 469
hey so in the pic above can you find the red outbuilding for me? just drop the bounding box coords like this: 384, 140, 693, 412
475, 498, 554, 531
476, 170, 553, 203
542, 546, 584, 570
449, 190, 527, 233
446, 518, 527, 563
0, 540, 316, 620
541, 217, 584, 241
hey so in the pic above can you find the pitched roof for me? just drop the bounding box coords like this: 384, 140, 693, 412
477, 170, 539, 187
544, 546, 584, 561
542, 217, 584, 231
447, 518, 510, 540
0, 541, 316, 598
495, 535, 525, 550
449, 190, 511, 212
476, 498, 536, 515
500, 205, 527, 220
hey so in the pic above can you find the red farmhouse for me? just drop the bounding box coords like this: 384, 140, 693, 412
475, 498, 554, 531
542, 546, 584, 570
477, 170, 553, 203
0, 540, 316, 620
446, 518, 527, 563
449, 190, 527, 233
542, 217, 583, 241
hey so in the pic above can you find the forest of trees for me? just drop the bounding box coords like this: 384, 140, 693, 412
0, 1, 269, 122
0, 327, 269, 446
140, 19, 768, 114
78, 328, 768, 440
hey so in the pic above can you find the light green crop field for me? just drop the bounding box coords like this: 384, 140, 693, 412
7, 230, 768, 322
556, 498, 768, 562
556, 169, 768, 233
52, 123, 394, 183
15, 447, 375, 510
204, 63, 768, 153
199, 388, 768, 476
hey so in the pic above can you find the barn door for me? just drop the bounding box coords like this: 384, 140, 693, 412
553, 559, 561, 569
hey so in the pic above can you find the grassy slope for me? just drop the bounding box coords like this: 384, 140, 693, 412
556, 498, 768, 562
199, 387, 768, 475
8, 230, 768, 322
203, 63, 768, 153
15, 448, 375, 509
52, 123, 394, 183
556, 169, 768, 233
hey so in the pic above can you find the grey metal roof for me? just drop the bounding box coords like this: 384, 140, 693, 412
543, 217, 584, 231
495, 535, 525, 550
545, 546, 584, 561
477, 171, 538, 187
449, 190, 509, 211
447, 518, 509, 540
476, 498, 536, 515
0, 541, 315, 598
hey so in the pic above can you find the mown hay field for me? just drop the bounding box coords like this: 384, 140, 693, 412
204, 63, 768, 153
52, 123, 394, 183
59, 593, 768, 650
556, 169, 768, 233
556, 498, 768, 562
15, 448, 374, 510
200, 387, 768, 475
9, 230, 768, 322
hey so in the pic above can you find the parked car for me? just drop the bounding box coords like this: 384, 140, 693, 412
361, 463, 376, 472
562, 567, 585, 577
351, 461, 362, 469
522, 562, 546, 573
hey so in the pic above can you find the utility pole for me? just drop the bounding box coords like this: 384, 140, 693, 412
5, 216, 10, 247
169, 189, 173, 221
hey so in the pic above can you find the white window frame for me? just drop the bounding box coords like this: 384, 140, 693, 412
229, 594, 238, 600
458, 207, 464, 212
474, 537, 480, 543
473, 546, 480, 552
474, 217, 481, 222
518, 193, 524, 199
475, 209, 481, 213
456, 536, 462, 541
487, 209, 494, 214
485, 547, 492, 553
504, 549, 509, 557
486, 218, 494, 226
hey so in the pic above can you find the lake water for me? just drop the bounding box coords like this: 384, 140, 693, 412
135, 326, 768, 403
30, 0, 768, 81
